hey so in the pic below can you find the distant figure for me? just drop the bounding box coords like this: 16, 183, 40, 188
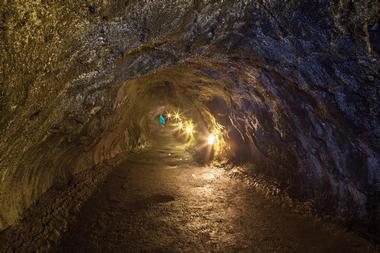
159, 114, 166, 126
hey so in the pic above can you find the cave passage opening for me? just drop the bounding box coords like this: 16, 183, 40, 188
114, 61, 233, 166
52, 60, 378, 252
1, 59, 378, 252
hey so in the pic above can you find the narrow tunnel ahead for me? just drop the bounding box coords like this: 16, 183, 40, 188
0, 1, 380, 252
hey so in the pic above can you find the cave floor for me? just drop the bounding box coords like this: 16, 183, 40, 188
53, 127, 377, 253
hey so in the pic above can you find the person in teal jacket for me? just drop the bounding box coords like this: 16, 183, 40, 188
159, 114, 166, 126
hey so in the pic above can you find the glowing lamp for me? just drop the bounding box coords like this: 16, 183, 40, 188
167, 113, 172, 118
185, 125, 193, 134
207, 134, 216, 145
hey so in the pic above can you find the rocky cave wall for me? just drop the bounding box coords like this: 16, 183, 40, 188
1, 0, 379, 237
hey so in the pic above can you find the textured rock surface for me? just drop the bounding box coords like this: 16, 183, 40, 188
0, 155, 125, 252
0, 0, 379, 241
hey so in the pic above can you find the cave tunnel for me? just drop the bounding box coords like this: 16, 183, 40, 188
0, 1, 380, 252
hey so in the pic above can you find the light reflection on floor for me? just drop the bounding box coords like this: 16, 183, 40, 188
55, 129, 377, 253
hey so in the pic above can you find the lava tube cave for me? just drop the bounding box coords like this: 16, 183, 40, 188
0, 1, 379, 252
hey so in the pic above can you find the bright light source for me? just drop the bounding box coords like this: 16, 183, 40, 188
178, 122, 183, 129
167, 113, 172, 118
184, 120, 194, 135
185, 125, 193, 134
207, 134, 216, 145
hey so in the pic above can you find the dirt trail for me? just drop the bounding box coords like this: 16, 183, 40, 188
57, 129, 376, 253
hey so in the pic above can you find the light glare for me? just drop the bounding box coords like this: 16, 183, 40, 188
184, 121, 194, 135
186, 125, 193, 134
207, 134, 216, 145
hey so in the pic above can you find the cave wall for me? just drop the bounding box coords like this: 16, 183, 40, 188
1, 0, 379, 234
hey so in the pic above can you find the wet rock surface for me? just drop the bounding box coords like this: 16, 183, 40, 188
0, 0, 379, 245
